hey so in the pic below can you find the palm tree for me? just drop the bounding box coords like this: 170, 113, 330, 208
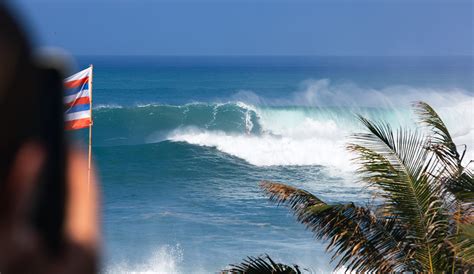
257, 102, 473, 273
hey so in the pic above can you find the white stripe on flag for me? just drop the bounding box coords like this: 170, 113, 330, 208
65, 67, 91, 82
65, 110, 91, 121
64, 89, 90, 104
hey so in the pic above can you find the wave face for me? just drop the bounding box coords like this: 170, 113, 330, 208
92, 102, 261, 143
91, 93, 473, 171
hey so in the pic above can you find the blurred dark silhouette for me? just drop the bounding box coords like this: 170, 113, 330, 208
0, 4, 99, 273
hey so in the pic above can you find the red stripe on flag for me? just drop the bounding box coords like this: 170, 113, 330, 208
65, 117, 92, 130
65, 77, 89, 88
65, 97, 90, 108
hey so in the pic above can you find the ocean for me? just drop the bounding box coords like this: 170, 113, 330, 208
73, 56, 473, 273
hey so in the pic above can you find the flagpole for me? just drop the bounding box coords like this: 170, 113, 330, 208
87, 64, 94, 193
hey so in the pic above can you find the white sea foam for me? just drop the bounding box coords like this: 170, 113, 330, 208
94, 103, 123, 110
168, 117, 353, 170
104, 245, 183, 274
232, 79, 473, 115
236, 101, 259, 133
168, 80, 474, 170
285, 79, 472, 109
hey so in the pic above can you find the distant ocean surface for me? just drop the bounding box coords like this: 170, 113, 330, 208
73, 56, 473, 273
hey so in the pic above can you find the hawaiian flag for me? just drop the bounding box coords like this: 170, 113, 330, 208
64, 67, 92, 130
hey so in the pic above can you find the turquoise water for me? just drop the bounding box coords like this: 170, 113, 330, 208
74, 56, 473, 273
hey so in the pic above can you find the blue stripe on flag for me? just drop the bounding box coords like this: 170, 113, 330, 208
66, 103, 90, 114
64, 82, 89, 96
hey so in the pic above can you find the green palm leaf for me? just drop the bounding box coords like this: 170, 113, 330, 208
455, 224, 474, 266
414, 101, 474, 200
348, 116, 449, 271
221, 254, 301, 274
413, 101, 473, 272
452, 170, 474, 202
413, 101, 460, 165
259, 181, 411, 272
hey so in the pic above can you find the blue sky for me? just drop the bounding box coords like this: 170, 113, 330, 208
11, 0, 474, 56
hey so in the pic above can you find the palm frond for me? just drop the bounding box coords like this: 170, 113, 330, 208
413, 101, 460, 165
413, 102, 459, 159
413, 101, 474, 201
259, 181, 411, 272
454, 224, 474, 266
446, 170, 474, 202
442, 223, 474, 273
348, 116, 449, 271
222, 254, 301, 274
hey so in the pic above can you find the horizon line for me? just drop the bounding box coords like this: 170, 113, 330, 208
72, 54, 474, 58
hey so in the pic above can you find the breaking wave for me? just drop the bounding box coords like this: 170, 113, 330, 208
90, 80, 473, 170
